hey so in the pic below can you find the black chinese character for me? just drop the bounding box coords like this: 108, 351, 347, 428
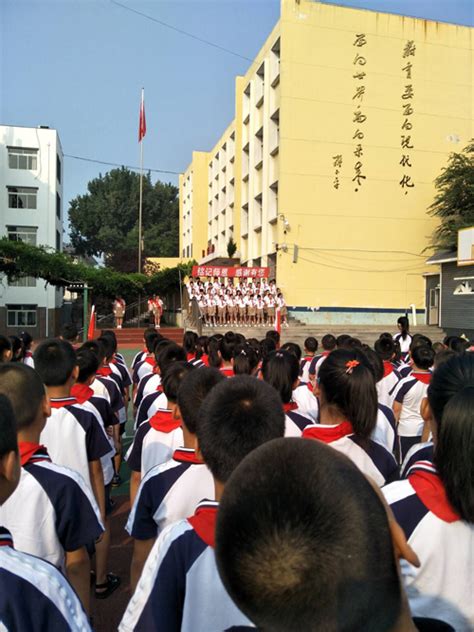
403, 40, 416, 58
403, 103, 414, 116
402, 84, 414, 100
352, 85, 365, 101
401, 135, 414, 149
353, 129, 364, 140
401, 118, 413, 131
354, 144, 363, 158
353, 33, 367, 47
400, 155, 412, 167
353, 54, 367, 66
332, 154, 343, 168
402, 62, 412, 79
353, 72, 366, 80
400, 174, 415, 189
353, 110, 367, 124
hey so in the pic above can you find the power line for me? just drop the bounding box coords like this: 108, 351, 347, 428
63, 153, 180, 176
110, 0, 253, 62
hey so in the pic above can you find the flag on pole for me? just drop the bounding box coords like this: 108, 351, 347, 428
138, 88, 146, 142
274, 307, 281, 336
87, 305, 96, 340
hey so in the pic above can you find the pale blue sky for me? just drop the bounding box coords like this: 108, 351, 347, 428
1, 0, 473, 230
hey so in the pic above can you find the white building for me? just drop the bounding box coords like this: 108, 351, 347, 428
0, 125, 64, 338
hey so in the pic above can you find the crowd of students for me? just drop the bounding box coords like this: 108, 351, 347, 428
186, 275, 288, 327
0, 316, 472, 631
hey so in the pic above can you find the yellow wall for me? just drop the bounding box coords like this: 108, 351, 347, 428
277, 0, 474, 309
180, 151, 209, 259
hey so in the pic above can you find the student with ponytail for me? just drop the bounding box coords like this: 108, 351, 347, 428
384, 353, 474, 631
394, 316, 412, 355
233, 344, 259, 376
303, 349, 398, 486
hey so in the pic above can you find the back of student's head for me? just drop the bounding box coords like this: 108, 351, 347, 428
233, 344, 259, 376
177, 367, 225, 434
280, 342, 302, 362
75, 347, 100, 383
195, 336, 208, 360
428, 353, 474, 522
9, 336, 23, 362
336, 334, 351, 349
19, 331, 33, 351
161, 361, 193, 403
304, 337, 318, 354
265, 330, 280, 347
259, 337, 276, 362
362, 346, 384, 383
220, 333, 237, 362
0, 364, 45, 431
397, 315, 410, 339
97, 335, 115, 361
0, 335, 12, 363
81, 339, 106, 366
182, 331, 198, 355
321, 334, 337, 351
156, 342, 186, 374
262, 350, 300, 404
100, 330, 118, 354
447, 336, 469, 354
433, 348, 456, 369
410, 334, 432, 351
0, 394, 18, 459
198, 376, 285, 483
60, 323, 78, 343
34, 339, 76, 386
411, 345, 435, 370
319, 349, 377, 439
374, 337, 395, 361
216, 438, 401, 632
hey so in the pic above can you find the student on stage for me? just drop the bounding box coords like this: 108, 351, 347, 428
394, 315, 413, 356
113, 295, 126, 329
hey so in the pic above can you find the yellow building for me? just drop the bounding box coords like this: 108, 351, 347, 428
180, 0, 474, 324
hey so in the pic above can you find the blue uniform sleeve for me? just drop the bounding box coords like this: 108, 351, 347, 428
126, 423, 151, 472
128, 479, 159, 541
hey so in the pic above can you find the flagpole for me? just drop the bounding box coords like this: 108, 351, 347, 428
138, 87, 145, 274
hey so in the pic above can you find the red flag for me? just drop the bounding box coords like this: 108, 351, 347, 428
138, 88, 146, 142
87, 305, 96, 340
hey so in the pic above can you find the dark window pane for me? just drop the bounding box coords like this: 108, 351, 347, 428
27, 311, 36, 326
18, 155, 27, 169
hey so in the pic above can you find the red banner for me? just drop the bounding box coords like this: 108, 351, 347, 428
192, 266, 270, 279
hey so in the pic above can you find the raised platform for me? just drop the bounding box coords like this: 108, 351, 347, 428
94, 327, 184, 347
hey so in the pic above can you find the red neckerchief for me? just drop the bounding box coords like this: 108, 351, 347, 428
220, 367, 234, 377
71, 383, 94, 404
412, 371, 432, 385
149, 409, 180, 433
283, 402, 298, 413
173, 448, 203, 464
408, 463, 459, 523
19, 442, 51, 467
144, 357, 156, 367
186, 353, 195, 362
201, 354, 210, 367
96, 366, 113, 377
187, 501, 219, 548
303, 421, 354, 444
383, 361, 394, 378
303, 355, 313, 363
49, 397, 78, 409
307, 382, 314, 393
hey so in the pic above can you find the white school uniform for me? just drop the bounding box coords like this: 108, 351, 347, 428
392, 372, 431, 438
376, 361, 400, 408
292, 383, 319, 423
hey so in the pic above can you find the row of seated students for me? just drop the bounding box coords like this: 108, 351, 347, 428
0, 322, 472, 630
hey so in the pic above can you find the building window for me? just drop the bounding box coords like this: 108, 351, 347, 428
7, 305, 37, 327
8, 276, 36, 288
7, 225, 37, 246
7, 186, 38, 209
8, 147, 38, 170
56, 154, 62, 183
56, 192, 61, 219
56, 229, 61, 251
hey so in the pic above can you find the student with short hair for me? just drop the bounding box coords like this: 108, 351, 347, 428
280, 343, 319, 422
303, 349, 398, 486
131, 327, 160, 370
308, 333, 336, 384
134, 341, 186, 409
375, 337, 401, 407
9, 335, 23, 362
0, 394, 93, 631
0, 365, 103, 613
0, 336, 12, 363
214, 437, 453, 632
384, 353, 474, 630
265, 329, 280, 349
132, 330, 160, 387
20, 331, 34, 367
120, 376, 285, 632
60, 323, 79, 345
127, 367, 224, 591
300, 336, 318, 383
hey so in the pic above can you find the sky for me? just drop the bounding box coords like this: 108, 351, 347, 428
1, 0, 473, 236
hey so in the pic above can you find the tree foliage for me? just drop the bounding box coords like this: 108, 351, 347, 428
69, 167, 179, 272
0, 239, 193, 302
428, 140, 474, 251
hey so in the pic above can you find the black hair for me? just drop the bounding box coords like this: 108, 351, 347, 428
362, 346, 384, 383
9, 336, 23, 362
81, 339, 106, 365
447, 336, 469, 354
177, 367, 225, 434
97, 335, 115, 361
0, 394, 18, 457
321, 334, 337, 351
280, 342, 302, 362
265, 330, 280, 346
60, 323, 78, 343
233, 344, 259, 376
379, 332, 393, 341
153, 339, 172, 364
183, 331, 198, 355
99, 330, 118, 353
216, 438, 401, 632
208, 337, 222, 368
34, 339, 77, 386
0, 335, 12, 363
397, 316, 410, 340
143, 330, 159, 354
336, 334, 351, 349
319, 349, 377, 439
433, 348, 456, 369
195, 336, 209, 360
75, 347, 100, 383
262, 350, 300, 404
0, 364, 45, 431
411, 345, 435, 370
374, 337, 395, 361
161, 361, 194, 404
346, 337, 362, 349
304, 337, 318, 353
156, 343, 187, 375
197, 376, 285, 483
259, 338, 276, 362
220, 332, 237, 362
410, 334, 432, 351
19, 331, 33, 351
428, 353, 474, 522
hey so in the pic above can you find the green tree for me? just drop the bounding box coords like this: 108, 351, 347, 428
69, 167, 179, 272
428, 140, 474, 251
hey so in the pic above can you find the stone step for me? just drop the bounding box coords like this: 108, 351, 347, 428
94, 327, 184, 346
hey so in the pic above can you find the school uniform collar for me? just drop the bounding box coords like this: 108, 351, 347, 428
19, 442, 51, 467
219, 367, 234, 377
96, 365, 113, 377
283, 402, 298, 413
0, 527, 14, 548
411, 371, 432, 385
149, 409, 180, 433
173, 447, 203, 464
187, 500, 219, 548
71, 383, 94, 404
303, 421, 354, 444
383, 361, 394, 377
408, 461, 460, 523
49, 396, 79, 409
144, 356, 156, 367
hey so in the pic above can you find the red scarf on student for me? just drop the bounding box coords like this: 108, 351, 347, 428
144, 357, 156, 367
186, 353, 195, 362
283, 402, 298, 413
149, 409, 181, 433
412, 371, 432, 385
408, 463, 459, 523
187, 502, 218, 548
303, 421, 354, 444
96, 366, 113, 377
219, 367, 234, 378
19, 442, 51, 467
383, 361, 394, 378
49, 397, 79, 409
70, 383, 94, 404
173, 448, 203, 464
